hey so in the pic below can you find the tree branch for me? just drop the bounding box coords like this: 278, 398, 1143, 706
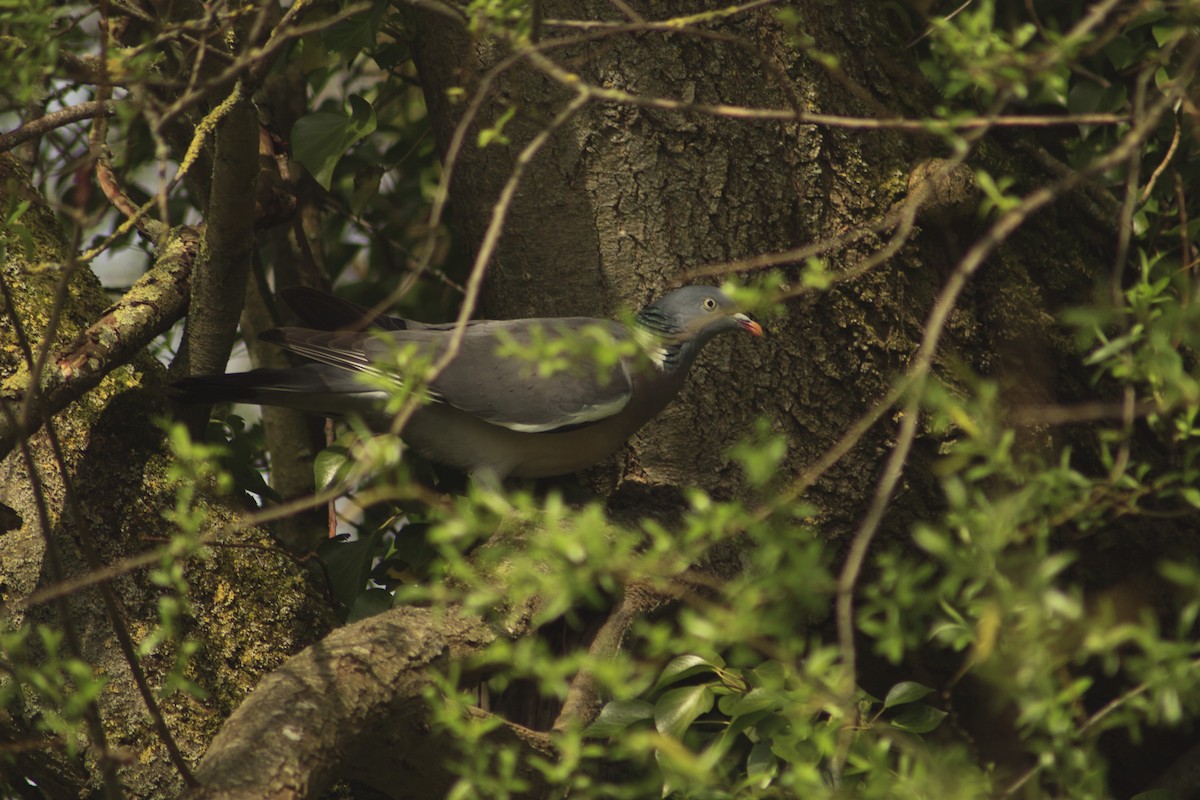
553, 580, 679, 731
0, 100, 117, 154
0, 226, 198, 462
181, 604, 550, 800
179, 85, 259, 390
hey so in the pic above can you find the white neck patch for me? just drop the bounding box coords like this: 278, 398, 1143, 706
633, 326, 671, 369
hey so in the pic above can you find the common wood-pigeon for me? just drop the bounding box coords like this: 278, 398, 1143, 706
177, 286, 763, 482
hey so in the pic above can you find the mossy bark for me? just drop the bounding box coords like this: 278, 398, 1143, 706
0, 154, 335, 798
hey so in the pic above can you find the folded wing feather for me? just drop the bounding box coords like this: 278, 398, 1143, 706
260, 318, 638, 434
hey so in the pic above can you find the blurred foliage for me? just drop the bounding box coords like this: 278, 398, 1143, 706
2, 1, 1200, 799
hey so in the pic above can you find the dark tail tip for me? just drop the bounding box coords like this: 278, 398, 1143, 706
171, 374, 259, 404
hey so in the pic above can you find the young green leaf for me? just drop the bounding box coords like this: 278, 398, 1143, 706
883, 681, 935, 710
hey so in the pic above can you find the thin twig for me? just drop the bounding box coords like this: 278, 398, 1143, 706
157, 1, 371, 128
1139, 112, 1181, 204
1005, 400, 1156, 426
38, 407, 198, 785
4, 480, 450, 618
529, 48, 1124, 130
1003, 654, 1200, 796
0, 100, 117, 154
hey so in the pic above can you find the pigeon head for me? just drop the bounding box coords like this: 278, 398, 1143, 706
636, 286, 763, 350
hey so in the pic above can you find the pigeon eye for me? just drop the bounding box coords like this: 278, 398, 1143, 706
702, 297, 717, 311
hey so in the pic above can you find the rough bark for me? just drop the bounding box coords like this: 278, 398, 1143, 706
181, 604, 552, 800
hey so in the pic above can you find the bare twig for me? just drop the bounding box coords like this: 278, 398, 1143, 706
553, 581, 679, 731
1005, 400, 1157, 426
0, 101, 117, 154
4, 480, 450, 618
528, 48, 1124, 130
95, 159, 167, 240
1003, 655, 1200, 796
1139, 111, 1181, 204
37, 406, 198, 786
157, 1, 371, 128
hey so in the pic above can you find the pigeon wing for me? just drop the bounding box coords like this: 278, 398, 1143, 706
423, 319, 636, 433
262, 319, 637, 433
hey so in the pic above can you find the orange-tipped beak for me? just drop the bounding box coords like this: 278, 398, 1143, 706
734, 313, 764, 337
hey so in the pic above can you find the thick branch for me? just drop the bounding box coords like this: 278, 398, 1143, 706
181, 89, 259, 384
553, 581, 679, 731
0, 226, 198, 462
182, 604, 552, 800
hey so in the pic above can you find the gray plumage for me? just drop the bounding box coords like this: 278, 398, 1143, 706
176, 286, 763, 482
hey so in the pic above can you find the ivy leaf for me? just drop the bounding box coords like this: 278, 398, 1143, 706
584, 699, 654, 738
317, 531, 380, 614
314, 444, 352, 491
321, 0, 386, 58
346, 587, 393, 622
293, 94, 378, 190
652, 654, 724, 692
1067, 80, 1102, 114
725, 688, 781, 717
746, 741, 779, 785
655, 684, 715, 740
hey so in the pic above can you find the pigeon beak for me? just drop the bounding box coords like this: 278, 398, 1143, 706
734, 313, 764, 337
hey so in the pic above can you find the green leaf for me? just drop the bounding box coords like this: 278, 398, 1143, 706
1067, 80, 1103, 114
1103, 35, 1140, 71
314, 445, 352, 491
1131, 790, 1186, 800
652, 654, 724, 692
746, 741, 778, 785
731, 418, 788, 487
321, 0, 386, 57
317, 532, 380, 613
477, 104, 516, 148
748, 660, 787, 688
890, 702, 948, 734
655, 684, 715, 739
346, 587, 393, 622
292, 95, 378, 190
717, 707, 779, 748
584, 699, 655, 738
883, 681, 935, 709
726, 687, 781, 717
